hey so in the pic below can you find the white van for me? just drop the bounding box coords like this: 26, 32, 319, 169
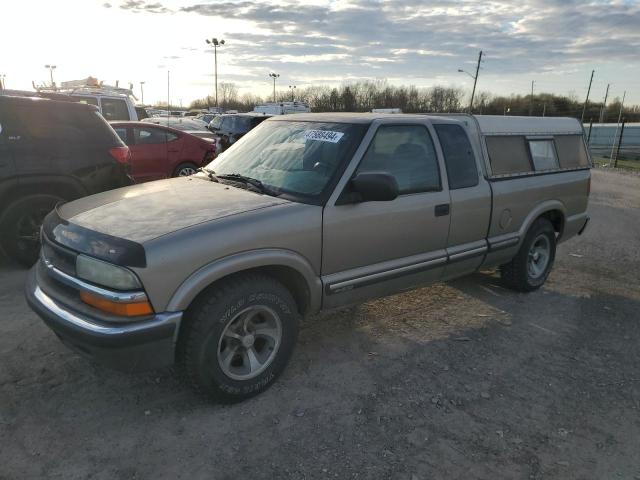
253, 101, 311, 115
38, 85, 140, 121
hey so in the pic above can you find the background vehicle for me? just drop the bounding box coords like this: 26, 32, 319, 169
0, 95, 132, 265
26, 113, 590, 402
208, 113, 271, 152
37, 84, 140, 121
142, 116, 216, 142
111, 121, 216, 181
252, 101, 311, 115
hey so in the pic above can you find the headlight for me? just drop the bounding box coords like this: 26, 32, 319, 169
76, 254, 141, 290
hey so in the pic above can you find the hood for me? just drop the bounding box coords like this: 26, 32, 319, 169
58, 176, 290, 243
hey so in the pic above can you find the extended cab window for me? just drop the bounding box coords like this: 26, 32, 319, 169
434, 124, 479, 189
528, 139, 559, 171
357, 125, 440, 194
101, 98, 130, 121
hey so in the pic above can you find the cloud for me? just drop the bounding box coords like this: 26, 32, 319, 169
103, 2, 112, 7
118, 0, 171, 14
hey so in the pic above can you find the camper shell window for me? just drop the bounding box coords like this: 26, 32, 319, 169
485, 135, 532, 175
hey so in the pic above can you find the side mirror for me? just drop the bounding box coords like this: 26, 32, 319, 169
350, 172, 399, 202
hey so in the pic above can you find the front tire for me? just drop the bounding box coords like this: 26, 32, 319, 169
179, 273, 299, 403
0, 194, 62, 267
501, 217, 556, 292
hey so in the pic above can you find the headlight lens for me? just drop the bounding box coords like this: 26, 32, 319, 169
76, 254, 141, 290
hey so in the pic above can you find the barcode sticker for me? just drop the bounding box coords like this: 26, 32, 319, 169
304, 130, 344, 143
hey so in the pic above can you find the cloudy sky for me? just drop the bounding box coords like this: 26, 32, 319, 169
2, 0, 639, 106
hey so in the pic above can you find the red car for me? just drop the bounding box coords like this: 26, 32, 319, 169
111, 121, 216, 183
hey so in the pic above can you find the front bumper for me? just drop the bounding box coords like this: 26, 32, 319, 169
25, 267, 182, 372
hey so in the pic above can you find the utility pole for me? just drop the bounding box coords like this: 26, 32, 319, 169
529, 80, 535, 116
580, 69, 594, 123
608, 90, 626, 167
206, 38, 225, 109
140, 81, 145, 105
470, 50, 482, 113
0, 74, 5, 90
542, 103, 546, 117
269, 72, 280, 102
167, 70, 170, 126
599, 83, 610, 123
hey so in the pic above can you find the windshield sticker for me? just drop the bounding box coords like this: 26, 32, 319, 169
304, 130, 344, 143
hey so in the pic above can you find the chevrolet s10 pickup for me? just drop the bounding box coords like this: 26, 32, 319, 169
26, 113, 591, 402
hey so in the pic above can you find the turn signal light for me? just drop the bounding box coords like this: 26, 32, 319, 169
80, 291, 153, 317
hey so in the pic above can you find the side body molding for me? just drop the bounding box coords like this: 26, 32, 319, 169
165, 249, 323, 313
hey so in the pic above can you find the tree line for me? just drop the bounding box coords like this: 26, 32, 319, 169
187, 79, 639, 122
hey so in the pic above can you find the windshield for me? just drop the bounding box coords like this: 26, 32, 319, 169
206, 120, 367, 203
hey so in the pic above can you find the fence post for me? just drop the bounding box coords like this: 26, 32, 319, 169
614, 118, 626, 168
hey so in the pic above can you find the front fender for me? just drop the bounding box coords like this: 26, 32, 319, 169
165, 248, 322, 313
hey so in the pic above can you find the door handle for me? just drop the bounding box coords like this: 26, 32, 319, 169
435, 204, 450, 217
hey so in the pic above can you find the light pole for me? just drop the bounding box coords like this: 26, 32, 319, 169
140, 81, 145, 105
288, 85, 296, 102
205, 37, 225, 109
269, 72, 280, 102
0, 74, 5, 91
529, 80, 535, 116
457, 50, 482, 113
44, 64, 57, 89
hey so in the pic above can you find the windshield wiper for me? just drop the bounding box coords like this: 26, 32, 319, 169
196, 167, 219, 182
216, 173, 280, 197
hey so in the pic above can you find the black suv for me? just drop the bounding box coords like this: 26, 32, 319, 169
0, 95, 132, 266
208, 113, 270, 152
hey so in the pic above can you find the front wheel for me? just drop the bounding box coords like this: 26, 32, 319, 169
178, 273, 299, 403
501, 217, 556, 292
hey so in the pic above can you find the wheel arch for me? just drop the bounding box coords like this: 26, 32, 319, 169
517, 200, 566, 243
166, 249, 323, 316
0, 175, 87, 213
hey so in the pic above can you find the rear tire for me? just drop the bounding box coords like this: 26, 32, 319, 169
173, 163, 198, 177
0, 194, 62, 267
178, 273, 299, 403
501, 217, 556, 292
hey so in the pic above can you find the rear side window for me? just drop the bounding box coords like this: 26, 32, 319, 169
9, 103, 121, 147
73, 96, 99, 106
555, 135, 590, 168
434, 124, 479, 189
134, 127, 168, 145
528, 139, 559, 171
485, 136, 532, 175
101, 98, 130, 121
357, 125, 441, 194
113, 127, 128, 143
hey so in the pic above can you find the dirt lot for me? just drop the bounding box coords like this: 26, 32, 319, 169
1, 169, 639, 480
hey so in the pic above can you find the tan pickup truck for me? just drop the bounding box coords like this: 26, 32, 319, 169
26, 113, 590, 402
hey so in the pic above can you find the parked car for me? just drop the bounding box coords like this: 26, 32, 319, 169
111, 121, 216, 181
208, 113, 271, 153
0, 95, 132, 265
26, 113, 590, 402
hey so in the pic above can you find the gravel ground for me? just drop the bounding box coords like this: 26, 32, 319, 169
1, 169, 639, 480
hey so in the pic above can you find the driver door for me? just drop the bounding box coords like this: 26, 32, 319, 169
322, 122, 451, 309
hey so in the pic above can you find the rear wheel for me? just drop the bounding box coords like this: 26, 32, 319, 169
501, 217, 556, 292
0, 194, 62, 267
173, 163, 198, 177
178, 273, 299, 403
